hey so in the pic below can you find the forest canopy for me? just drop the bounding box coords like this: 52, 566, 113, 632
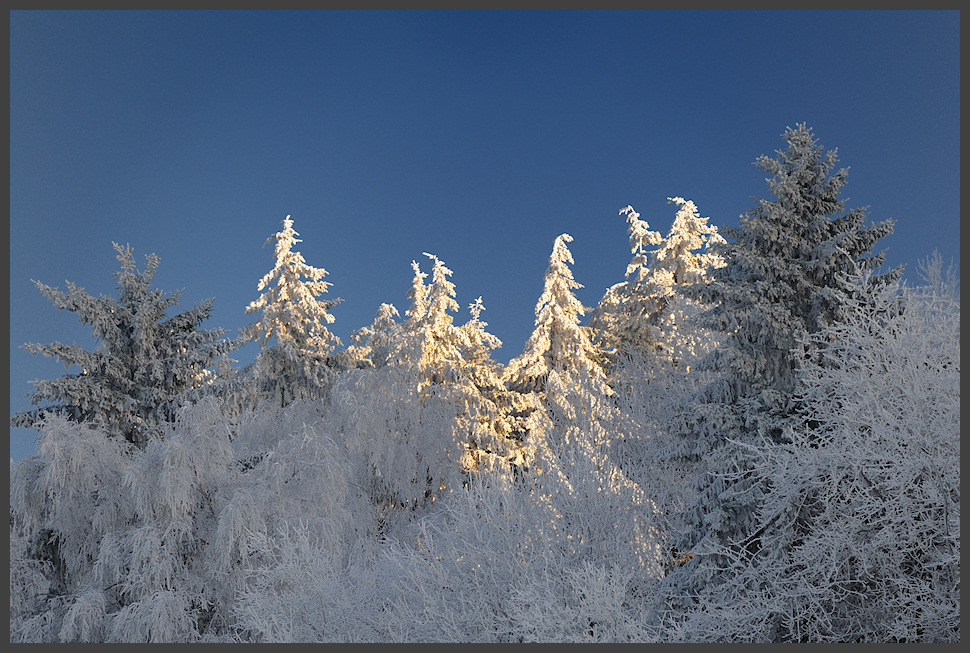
9, 125, 959, 643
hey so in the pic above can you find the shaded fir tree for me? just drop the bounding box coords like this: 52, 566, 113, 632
664, 124, 901, 601
11, 243, 238, 449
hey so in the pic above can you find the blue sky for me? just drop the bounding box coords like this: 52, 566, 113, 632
9, 10, 960, 462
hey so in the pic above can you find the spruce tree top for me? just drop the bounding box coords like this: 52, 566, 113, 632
245, 215, 342, 354
692, 123, 898, 403
11, 243, 236, 449
506, 233, 606, 392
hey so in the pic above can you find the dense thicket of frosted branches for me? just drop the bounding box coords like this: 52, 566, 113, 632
655, 268, 959, 642
10, 127, 958, 643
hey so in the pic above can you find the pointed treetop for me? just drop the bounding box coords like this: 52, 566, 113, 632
507, 233, 607, 389
245, 215, 342, 353
468, 296, 486, 322
620, 206, 663, 282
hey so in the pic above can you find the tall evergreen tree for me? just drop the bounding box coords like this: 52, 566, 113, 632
410, 253, 465, 386
399, 254, 513, 476
505, 233, 614, 468
590, 200, 724, 557
506, 234, 607, 394
665, 124, 900, 598
457, 297, 526, 473
590, 198, 724, 368
242, 216, 343, 407
11, 243, 237, 449
244, 215, 342, 352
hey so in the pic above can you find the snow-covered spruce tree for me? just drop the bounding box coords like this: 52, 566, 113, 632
589, 200, 724, 570
409, 253, 468, 386
587, 204, 661, 361
407, 255, 519, 473
327, 254, 511, 516
588, 198, 723, 470
10, 242, 238, 449
500, 235, 665, 616
458, 296, 529, 473
334, 302, 402, 371
242, 215, 343, 408
590, 199, 723, 366
665, 266, 959, 642
505, 233, 610, 396
400, 254, 507, 478
504, 233, 612, 453
661, 124, 901, 611
604, 197, 724, 369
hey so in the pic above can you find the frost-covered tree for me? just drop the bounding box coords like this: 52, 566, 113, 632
589, 197, 723, 404
913, 248, 959, 299
591, 199, 723, 364
460, 297, 504, 387
664, 124, 901, 602
506, 234, 608, 395
10, 417, 131, 640
335, 302, 402, 370
244, 216, 341, 352
587, 199, 725, 557
242, 216, 343, 407
504, 234, 623, 510
457, 297, 528, 471
399, 255, 523, 473
408, 253, 465, 385
325, 254, 513, 515
663, 268, 959, 642
588, 205, 662, 358
10, 243, 238, 449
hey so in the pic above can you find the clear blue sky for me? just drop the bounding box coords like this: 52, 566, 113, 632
9, 10, 960, 462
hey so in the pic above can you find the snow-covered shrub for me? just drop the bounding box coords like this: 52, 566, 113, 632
89, 397, 237, 642
227, 520, 382, 642
326, 363, 466, 514
366, 464, 664, 643
210, 398, 373, 587
10, 417, 132, 642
